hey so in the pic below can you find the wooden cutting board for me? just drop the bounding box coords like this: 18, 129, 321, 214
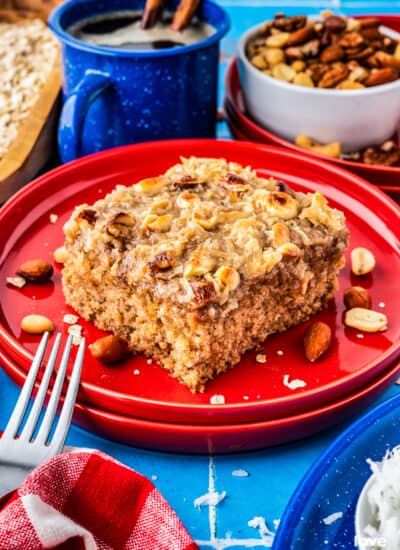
0, 1, 63, 203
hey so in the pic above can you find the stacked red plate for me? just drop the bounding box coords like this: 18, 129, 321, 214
1, 139, 400, 453
224, 14, 400, 200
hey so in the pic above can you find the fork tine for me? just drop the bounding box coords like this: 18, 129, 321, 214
50, 337, 85, 453
35, 335, 73, 445
19, 333, 62, 442
2, 332, 49, 440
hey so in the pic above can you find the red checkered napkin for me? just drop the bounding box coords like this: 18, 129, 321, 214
0, 449, 198, 550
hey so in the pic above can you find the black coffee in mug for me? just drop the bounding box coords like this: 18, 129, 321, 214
68, 10, 215, 50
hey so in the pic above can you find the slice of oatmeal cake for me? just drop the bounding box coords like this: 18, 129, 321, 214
62, 157, 348, 392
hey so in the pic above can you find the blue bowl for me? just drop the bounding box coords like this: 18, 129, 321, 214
49, 0, 230, 162
273, 392, 400, 549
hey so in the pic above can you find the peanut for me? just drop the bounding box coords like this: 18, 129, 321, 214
53, 246, 68, 264
293, 72, 314, 87
351, 247, 376, 275
266, 32, 290, 48
344, 308, 387, 332
21, 314, 54, 334
272, 63, 296, 82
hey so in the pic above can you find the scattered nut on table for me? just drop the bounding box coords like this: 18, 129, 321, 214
53, 246, 68, 264
351, 247, 376, 276
304, 321, 332, 362
16, 259, 53, 283
89, 335, 129, 364
343, 286, 371, 309
21, 314, 54, 334
344, 307, 387, 332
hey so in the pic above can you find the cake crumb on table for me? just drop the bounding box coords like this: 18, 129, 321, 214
256, 353, 267, 363
133, 369, 141, 375
49, 214, 58, 224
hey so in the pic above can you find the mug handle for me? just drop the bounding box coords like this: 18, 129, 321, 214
58, 69, 112, 163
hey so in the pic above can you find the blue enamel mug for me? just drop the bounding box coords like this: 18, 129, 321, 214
49, 0, 230, 163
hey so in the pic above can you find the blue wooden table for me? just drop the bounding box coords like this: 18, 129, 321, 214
1, 2, 400, 548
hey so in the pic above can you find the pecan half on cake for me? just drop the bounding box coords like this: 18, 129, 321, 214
62, 158, 348, 392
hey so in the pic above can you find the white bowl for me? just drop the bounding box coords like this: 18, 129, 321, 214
237, 22, 400, 152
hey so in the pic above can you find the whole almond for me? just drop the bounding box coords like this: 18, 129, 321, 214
21, 314, 54, 334
17, 259, 53, 283
344, 308, 387, 332
286, 25, 314, 47
304, 321, 332, 362
364, 67, 399, 87
89, 335, 129, 364
351, 247, 376, 275
343, 286, 372, 309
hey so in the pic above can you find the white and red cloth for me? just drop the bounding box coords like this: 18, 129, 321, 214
0, 449, 198, 550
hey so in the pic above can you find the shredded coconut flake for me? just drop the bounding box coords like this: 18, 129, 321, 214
283, 374, 307, 390
194, 490, 226, 509
232, 469, 249, 477
146, 358, 153, 364
243, 395, 249, 401
63, 314, 79, 325
72, 335, 82, 346
356, 333, 365, 339
68, 324, 82, 337
6, 276, 26, 288
379, 302, 386, 308
210, 394, 225, 405
49, 213, 58, 224
276, 350, 284, 356
133, 369, 140, 376
322, 512, 343, 525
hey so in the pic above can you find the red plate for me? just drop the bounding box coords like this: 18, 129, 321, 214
1, 345, 399, 453
0, 140, 400, 425
225, 54, 400, 187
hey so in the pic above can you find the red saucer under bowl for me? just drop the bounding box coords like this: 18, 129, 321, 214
225, 52, 400, 187
0, 139, 400, 425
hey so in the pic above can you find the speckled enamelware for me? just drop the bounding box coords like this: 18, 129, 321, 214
273, 392, 400, 549
49, 0, 229, 162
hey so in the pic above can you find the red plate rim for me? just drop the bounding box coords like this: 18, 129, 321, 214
1, 344, 399, 453
224, 56, 400, 178
0, 139, 400, 422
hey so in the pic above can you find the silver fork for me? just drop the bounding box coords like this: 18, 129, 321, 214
0, 332, 85, 498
